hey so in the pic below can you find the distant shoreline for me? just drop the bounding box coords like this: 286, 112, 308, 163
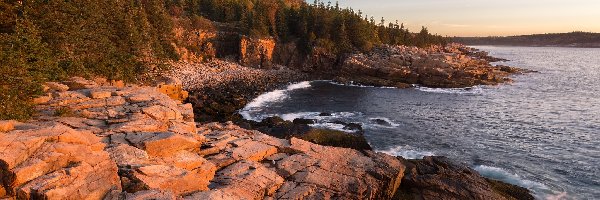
453, 32, 600, 48
466, 44, 600, 48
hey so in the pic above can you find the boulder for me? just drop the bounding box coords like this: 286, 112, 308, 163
230, 140, 278, 162
110, 114, 168, 133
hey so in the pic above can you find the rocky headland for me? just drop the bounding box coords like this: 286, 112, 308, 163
0, 77, 533, 200
335, 44, 525, 88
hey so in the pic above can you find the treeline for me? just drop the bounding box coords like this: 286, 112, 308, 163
1, 0, 176, 120
166, 0, 447, 54
1, 0, 447, 120
454, 32, 600, 47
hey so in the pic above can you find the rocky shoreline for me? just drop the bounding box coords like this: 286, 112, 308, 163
0, 77, 533, 200
165, 60, 308, 123
0, 44, 536, 200
171, 43, 531, 124
335, 44, 528, 88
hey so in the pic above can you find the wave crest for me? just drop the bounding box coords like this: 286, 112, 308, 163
240, 81, 312, 121
414, 85, 485, 94
377, 145, 435, 159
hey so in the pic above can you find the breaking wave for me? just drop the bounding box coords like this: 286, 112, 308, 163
240, 81, 312, 121
413, 85, 485, 94
474, 165, 566, 199
377, 145, 435, 159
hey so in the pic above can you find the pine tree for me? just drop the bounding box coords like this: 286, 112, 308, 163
0, 19, 62, 120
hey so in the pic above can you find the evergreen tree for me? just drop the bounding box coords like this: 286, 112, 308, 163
0, 19, 62, 120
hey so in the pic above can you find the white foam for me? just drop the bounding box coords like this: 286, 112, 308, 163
413, 85, 484, 94
280, 112, 321, 121
473, 165, 562, 199
278, 111, 362, 121
377, 145, 435, 159
328, 81, 397, 89
244, 89, 287, 109
286, 81, 312, 90
240, 81, 312, 121
309, 123, 349, 132
368, 117, 401, 128
328, 112, 362, 118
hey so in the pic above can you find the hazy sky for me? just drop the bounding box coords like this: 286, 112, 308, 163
326, 0, 600, 36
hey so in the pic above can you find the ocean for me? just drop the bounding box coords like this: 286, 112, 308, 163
240, 46, 600, 199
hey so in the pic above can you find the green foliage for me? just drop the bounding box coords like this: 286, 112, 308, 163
185, 0, 446, 54
24, 0, 178, 81
0, 19, 61, 120
0, 0, 447, 121
0, 0, 179, 120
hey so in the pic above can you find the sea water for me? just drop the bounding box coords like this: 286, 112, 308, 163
240, 46, 600, 199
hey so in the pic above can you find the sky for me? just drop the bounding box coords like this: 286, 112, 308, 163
323, 0, 600, 37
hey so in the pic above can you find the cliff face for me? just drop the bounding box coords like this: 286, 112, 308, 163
172, 21, 525, 89
239, 36, 276, 69
172, 20, 241, 63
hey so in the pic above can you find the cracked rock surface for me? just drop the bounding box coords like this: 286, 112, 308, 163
0, 77, 405, 200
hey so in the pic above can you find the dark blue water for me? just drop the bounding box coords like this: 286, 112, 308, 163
240, 46, 600, 199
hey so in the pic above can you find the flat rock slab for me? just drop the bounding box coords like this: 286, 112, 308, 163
208, 160, 285, 199
132, 165, 210, 195
0, 124, 120, 199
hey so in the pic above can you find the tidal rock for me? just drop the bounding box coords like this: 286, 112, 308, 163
397, 156, 534, 200
271, 138, 405, 199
